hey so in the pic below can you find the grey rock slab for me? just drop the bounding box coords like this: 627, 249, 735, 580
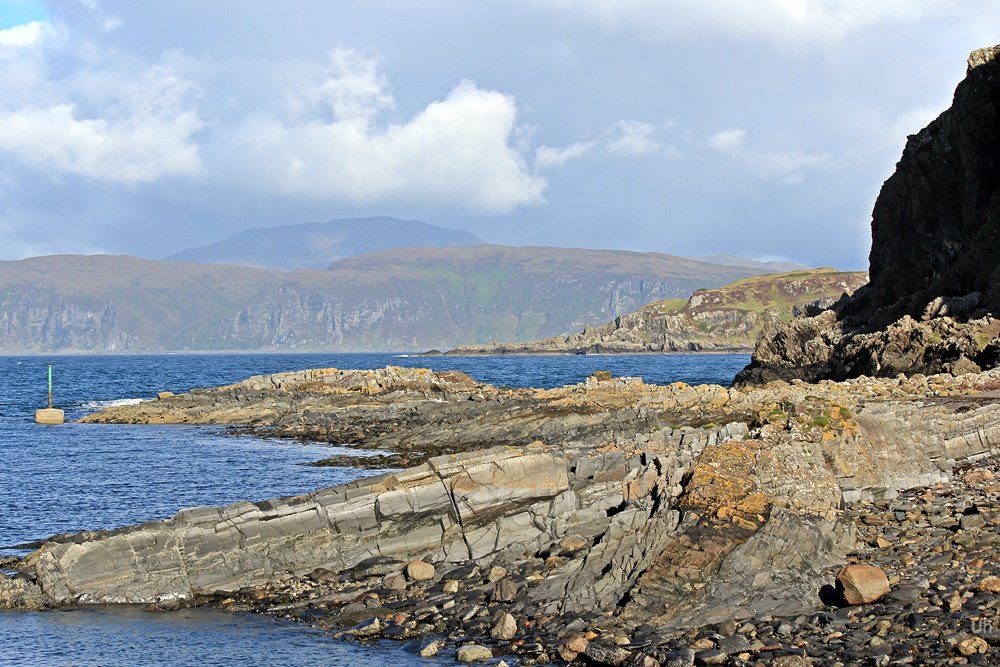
455, 643, 493, 662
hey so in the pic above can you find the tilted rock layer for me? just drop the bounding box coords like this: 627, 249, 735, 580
739, 46, 1000, 384
7, 365, 1000, 651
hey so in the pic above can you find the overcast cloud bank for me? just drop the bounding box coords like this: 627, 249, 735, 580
0, 1, 997, 268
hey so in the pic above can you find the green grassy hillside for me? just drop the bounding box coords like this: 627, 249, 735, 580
448, 268, 869, 354
0, 247, 778, 352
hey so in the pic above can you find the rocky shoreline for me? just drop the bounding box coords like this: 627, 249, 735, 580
213, 453, 1000, 666
427, 348, 755, 357
4, 364, 1000, 666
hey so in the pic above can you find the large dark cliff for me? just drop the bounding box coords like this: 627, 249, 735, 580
738, 46, 1000, 384
849, 44, 1000, 326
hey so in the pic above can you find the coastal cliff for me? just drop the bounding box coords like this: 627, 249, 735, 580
447, 269, 867, 355
739, 46, 1000, 383
858, 45, 1000, 324
0, 247, 768, 353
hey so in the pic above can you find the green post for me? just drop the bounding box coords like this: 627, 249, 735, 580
35, 363, 63, 424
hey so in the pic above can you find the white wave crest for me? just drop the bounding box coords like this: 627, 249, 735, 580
80, 398, 146, 411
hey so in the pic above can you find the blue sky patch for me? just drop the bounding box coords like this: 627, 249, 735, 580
0, 0, 47, 30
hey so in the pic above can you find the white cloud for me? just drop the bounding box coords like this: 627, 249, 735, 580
605, 119, 661, 156
235, 69, 546, 212
535, 140, 596, 169
754, 150, 834, 185
537, 0, 956, 46
708, 128, 746, 153
0, 20, 44, 47
535, 118, 679, 168
0, 20, 48, 55
0, 68, 203, 183
707, 127, 833, 184
310, 48, 394, 122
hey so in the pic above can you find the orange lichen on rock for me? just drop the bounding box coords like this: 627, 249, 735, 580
683, 439, 772, 530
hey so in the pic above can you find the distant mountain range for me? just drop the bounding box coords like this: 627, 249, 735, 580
165, 217, 482, 271
0, 245, 785, 353
447, 269, 869, 354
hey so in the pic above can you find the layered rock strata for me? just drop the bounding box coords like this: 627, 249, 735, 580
739, 46, 1000, 384
79, 366, 747, 468
5, 365, 1000, 667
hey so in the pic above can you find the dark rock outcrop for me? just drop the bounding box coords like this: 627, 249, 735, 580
738, 45, 1000, 384
857, 45, 1000, 325
739, 311, 1000, 384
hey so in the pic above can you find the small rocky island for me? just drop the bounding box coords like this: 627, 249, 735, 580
3, 45, 1000, 667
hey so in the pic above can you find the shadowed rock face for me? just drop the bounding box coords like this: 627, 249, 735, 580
738, 46, 1000, 384
856, 45, 1000, 324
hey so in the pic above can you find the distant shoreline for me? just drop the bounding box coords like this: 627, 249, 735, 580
425, 347, 753, 357
0, 348, 753, 357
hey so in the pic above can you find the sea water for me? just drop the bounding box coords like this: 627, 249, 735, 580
0, 352, 748, 666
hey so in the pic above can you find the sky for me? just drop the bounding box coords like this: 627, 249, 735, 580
0, 1, 997, 269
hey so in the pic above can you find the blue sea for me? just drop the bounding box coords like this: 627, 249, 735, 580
0, 352, 747, 666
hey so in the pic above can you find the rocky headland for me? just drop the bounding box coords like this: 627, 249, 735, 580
738, 45, 1000, 384
445, 270, 867, 356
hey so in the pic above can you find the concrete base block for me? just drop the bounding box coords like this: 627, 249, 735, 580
35, 408, 65, 425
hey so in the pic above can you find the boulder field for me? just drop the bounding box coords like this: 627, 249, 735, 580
4, 365, 1000, 665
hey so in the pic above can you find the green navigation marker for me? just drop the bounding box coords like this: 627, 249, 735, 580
36, 363, 64, 424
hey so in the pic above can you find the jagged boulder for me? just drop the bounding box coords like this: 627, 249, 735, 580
0, 575, 46, 610
739, 313, 1000, 384
836, 564, 890, 605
